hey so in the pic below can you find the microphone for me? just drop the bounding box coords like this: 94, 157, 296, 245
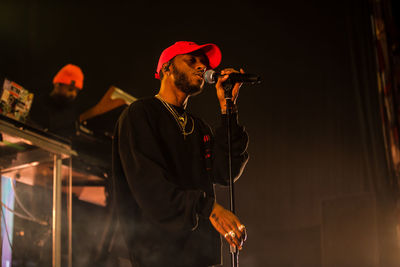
203, 69, 261, 85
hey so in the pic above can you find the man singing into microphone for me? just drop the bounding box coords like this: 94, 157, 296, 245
112, 41, 249, 267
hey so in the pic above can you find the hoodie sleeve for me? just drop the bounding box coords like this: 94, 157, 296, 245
211, 112, 249, 186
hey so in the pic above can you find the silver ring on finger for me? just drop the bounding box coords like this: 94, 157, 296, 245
229, 230, 235, 238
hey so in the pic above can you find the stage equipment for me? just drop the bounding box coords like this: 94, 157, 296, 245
0, 114, 75, 267
74, 86, 136, 181
0, 79, 34, 123
0, 85, 135, 266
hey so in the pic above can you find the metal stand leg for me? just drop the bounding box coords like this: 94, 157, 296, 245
68, 158, 72, 267
52, 155, 62, 267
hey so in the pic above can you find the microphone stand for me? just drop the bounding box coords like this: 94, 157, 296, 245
223, 81, 239, 267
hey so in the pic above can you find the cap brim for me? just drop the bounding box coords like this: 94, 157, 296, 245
197, 43, 222, 70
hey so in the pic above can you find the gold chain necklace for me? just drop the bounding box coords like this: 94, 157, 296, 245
155, 94, 194, 139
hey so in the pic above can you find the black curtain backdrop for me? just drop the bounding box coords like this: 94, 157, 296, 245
1, 0, 400, 266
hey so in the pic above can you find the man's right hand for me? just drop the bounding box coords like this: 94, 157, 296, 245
209, 202, 247, 250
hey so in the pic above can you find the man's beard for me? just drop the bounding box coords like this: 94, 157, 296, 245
172, 65, 204, 95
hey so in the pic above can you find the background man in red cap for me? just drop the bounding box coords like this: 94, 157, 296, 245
28, 63, 84, 139
113, 41, 249, 267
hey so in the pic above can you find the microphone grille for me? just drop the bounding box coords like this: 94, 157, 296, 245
204, 70, 216, 84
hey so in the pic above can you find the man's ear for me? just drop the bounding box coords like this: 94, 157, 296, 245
163, 66, 169, 75
162, 62, 172, 76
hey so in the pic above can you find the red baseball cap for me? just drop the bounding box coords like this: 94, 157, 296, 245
53, 64, 84, 90
155, 41, 222, 79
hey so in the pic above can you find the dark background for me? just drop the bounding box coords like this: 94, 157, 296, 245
2, 0, 400, 266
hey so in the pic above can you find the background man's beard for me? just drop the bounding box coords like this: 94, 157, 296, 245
50, 94, 74, 107
172, 66, 203, 95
